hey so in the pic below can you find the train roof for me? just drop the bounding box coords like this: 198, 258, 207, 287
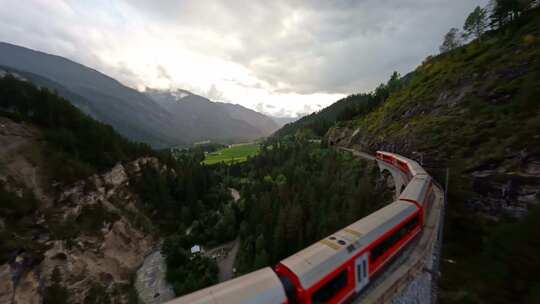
279, 201, 419, 289
376, 151, 427, 176
404, 160, 427, 176
165, 267, 287, 304
399, 175, 432, 206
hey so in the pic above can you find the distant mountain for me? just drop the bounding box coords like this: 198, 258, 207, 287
0, 42, 278, 147
271, 116, 299, 128
144, 89, 279, 143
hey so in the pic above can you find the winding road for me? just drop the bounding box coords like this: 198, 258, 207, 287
204, 188, 242, 282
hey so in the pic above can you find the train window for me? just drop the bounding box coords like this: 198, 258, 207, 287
370, 215, 420, 264
363, 260, 367, 278
312, 269, 348, 304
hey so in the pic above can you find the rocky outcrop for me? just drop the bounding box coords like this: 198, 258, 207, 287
13, 270, 40, 304
0, 153, 166, 304
0, 264, 15, 303
326, 124, 356, 147
0, 117, 52, 206
465, 152, 540, 220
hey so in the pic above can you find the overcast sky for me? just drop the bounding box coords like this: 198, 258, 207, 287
0, 0, 488, 117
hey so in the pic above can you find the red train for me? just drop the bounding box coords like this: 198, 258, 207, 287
167, 151, 434, 304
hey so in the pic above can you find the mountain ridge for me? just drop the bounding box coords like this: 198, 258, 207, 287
144, 88, 279, 143
0, 42, 278, 147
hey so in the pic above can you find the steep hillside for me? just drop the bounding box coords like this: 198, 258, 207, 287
0, 75, 163, 303
323, 9, 540, 304
0, 43, 177, 148
273, 71, 411, 139
0, 76, 234, 303
0, 43, 278, 147
0, 115, 163, 303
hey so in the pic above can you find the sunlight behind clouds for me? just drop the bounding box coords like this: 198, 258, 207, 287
0, 0, 488, 117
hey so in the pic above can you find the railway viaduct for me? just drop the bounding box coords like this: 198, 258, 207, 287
341, 148, 446, 304
166, 148, 447, 304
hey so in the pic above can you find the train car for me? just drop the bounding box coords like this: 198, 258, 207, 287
275, 200, 422, 304
399, 175, 433, 208
375, 151, 427, 179
399, 175, 434, 223
166, 151, 434, 304
165, 267, 288, 304
375, 151, 395, 165
402, 159, 427, 177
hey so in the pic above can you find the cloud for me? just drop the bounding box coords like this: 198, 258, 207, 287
0, 0, 489, 117
206, 84, 225, 101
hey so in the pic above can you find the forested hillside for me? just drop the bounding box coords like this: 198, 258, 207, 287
0, 75, 153, 183
226, 139, 394, 274
0, 44, 279, 147
318, 5, 540, 304
273, 71, 410, 139
0, 76, 233, 302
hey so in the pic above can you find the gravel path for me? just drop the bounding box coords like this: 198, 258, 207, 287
204, 239, 240, 282
217, 239, 239, 282
392, 272, 432, 304
352, 237, 421, 303
135, 249, 175, 304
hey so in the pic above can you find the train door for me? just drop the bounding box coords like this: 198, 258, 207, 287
355, 253, 369, 292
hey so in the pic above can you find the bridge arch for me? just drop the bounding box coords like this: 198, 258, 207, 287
377, 162, 408, 199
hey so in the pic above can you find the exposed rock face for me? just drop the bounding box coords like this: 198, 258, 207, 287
0, 117, 52, 206
466, 153, 540, 220
0, 264, 15, 303
326, 125, 356, 147
0, 137, 165, 304
434, 83, 473, 108
13, 270, 40, 304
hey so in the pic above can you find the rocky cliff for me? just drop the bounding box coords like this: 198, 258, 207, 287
0, 117, 166, 303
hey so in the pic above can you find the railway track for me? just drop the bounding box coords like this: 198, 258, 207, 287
166, 149, 446, 304
345, 148, 445, 303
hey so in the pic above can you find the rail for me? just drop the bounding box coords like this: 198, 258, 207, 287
166, 149, 447, 304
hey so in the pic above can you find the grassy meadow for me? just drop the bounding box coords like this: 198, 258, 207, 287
202, 143, 260, 165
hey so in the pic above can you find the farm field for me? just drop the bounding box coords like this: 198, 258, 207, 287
202, 143, 260, 165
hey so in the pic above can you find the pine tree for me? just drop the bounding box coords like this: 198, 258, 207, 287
490, 0, 534, 27
440, 28, 463, 53
464, 6, 488, 40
